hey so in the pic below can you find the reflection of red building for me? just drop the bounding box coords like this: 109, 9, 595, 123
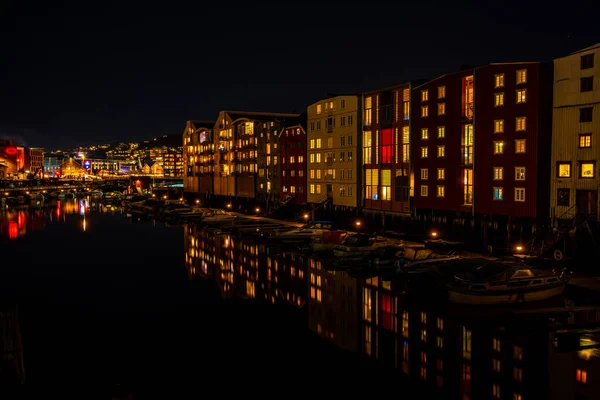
279, 123, 307, 204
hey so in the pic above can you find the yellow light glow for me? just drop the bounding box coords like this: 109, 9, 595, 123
431, 231, 438, 238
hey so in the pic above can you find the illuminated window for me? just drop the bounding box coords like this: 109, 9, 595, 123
557, 162, 571, 177
316, 138, 322, 148
515, 188, 525, 202
492, 383, 501, 399
514, 394, 523, 400
437, 86, 446, 98
421, 105, 429, 117
437, 146, 445, 157
516, 69, 527, 84
437, 317, 443, 330
421, 168, 429, 180
310, 184, 315, 194
437, 185, 445, 198
513, 367, 523, 382
516, 89, 527, 103
437, 168, 445, 180
421, 90, 428, 102
494, 141, 504, 154
495, 93, 504, 106
580, 162, 595, 178
421, 185, 428, 197
436, 336, 444, 349
493, 187, 503, 200
579, 134, 591, 148
462, 326, 472, 359
516, 117, 526, 131
492, 359, 501, 373
495, 73, 504, 88
576, 368, 587, 384
437, 103, 446, 115
493, 167, 503, 180
515, 167, 525, 180
493, 338, 501, 352
421, 146, 428, 158
381, 169, 392, 200
515, 139, 526, 153
494, 120, 504, 133
316, 104, 322, 114
437, 126, 445, 138
421, 128, 429, 139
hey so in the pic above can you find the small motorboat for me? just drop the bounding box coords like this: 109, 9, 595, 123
394, 246, 462, 275
311, 230, 348, 252
271, 220, 337, 244
332, 233, 391, 261
424, 238, 465, 252
447, 263, 572, 305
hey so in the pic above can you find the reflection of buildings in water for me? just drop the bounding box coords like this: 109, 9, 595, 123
361, 276, 590, 399
548, 310, 600, 399
184, 226, 308, 305
0, 209, 46, 239
308, 258, 360, 352
0, 309, 25, 384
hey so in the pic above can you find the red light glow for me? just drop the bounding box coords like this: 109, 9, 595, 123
4, 146, 17, 156
8, 221, 17, 239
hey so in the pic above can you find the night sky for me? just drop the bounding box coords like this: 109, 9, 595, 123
1, 2, 599, 149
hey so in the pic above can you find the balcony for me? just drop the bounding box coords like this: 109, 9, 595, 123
326, 125, 334, 133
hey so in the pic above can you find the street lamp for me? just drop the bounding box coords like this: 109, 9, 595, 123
355, 220, 361, 231
226, 203, 232, 209
303, 213, 309, 221
255, 207, 260, 214
195, 199, 200, 205
430, 230, 438, 238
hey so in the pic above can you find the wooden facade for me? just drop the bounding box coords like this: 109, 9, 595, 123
182, 120, 214, 196
362, 83, 413, 214
551, 43, 600, 219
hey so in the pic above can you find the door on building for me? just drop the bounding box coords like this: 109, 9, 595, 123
576, 190, 598, 216
326, 184, 333, 199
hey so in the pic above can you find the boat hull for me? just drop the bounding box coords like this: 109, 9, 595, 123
448, 283, 566, 305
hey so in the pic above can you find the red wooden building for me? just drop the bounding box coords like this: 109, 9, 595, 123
279, 121, 307, 204
412, 63, 552, 223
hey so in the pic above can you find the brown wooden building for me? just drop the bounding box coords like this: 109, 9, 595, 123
183, 120, 215, 197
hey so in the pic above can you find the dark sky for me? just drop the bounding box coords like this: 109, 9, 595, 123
1, 1, 599, 149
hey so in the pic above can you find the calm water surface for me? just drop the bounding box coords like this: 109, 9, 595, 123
1, 200, 599, 398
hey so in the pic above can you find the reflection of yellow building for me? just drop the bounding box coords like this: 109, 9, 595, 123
306, 95, 361, 210
307, 258, 360, 352
551, 43, 600, 219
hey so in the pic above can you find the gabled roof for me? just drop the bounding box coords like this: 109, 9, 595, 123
223, 111, 300, 123
189, 120, 215, 130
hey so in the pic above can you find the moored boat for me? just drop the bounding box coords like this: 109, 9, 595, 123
271, 220, 337, 244
447, 263, 572, 305
332, 233, 391, 261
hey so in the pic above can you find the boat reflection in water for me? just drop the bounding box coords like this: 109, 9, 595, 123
184, 225, 600, 398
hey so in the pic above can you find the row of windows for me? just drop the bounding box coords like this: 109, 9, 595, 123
309, 135, 353, 149
309, 115, 354, 132
281, 185, 303, 194
556, 161, 596, 178
308, 169, 353, 180
420, 139, 526, 158
315, 99, 346, 114
420, 185, 526, 201
309, 183, 354, 197
281, 156, 304, 163
281, 170, 304, 177
419, 167, 525, 181
308, 151, 353, 163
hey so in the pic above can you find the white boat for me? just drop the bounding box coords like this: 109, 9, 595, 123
272, 221, 337, 244
447, 264, 572, 305
332, 234, 391, 261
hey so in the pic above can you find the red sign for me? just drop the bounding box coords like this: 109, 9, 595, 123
4, 146, 17, 156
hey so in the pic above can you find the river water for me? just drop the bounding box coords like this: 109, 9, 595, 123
1, 200, 599, 398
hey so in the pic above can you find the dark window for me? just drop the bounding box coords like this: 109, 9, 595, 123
557, 189, 570, 206
580, 77, 593, 92
581, 54, 594, 70
580, 107, 593, 122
